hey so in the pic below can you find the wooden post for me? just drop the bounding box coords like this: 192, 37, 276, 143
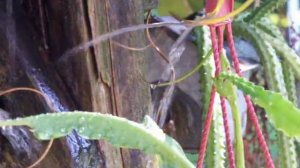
46, 0, 155, 167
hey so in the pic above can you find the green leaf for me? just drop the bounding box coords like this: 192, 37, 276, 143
0, 111, 195, 168
156, 0, 194, 18
252, 24, 296, 167
256, 29, 300, 81
244, 0, 286, 24
216, 54, 237, 102
187, 0, 204, 12
195, 26, 226, 168
255, 17, 285, 41
216, 73, 300, 139
233, 20, 298, 167
232, 22, 281, 89
217, 54, 245, 168
185, 153, 198, 166
281, 60, 298, 167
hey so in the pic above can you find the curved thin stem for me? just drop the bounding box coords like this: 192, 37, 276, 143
112, 41, 151, 51
58, 0, 254, 62
0, 87, 55, 168
27, 139, 54, 168
154, 49, 212, 87
146, 11, 170, 63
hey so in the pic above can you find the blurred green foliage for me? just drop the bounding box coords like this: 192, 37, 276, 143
157, 0, 203, 18
157, 0, 243, 18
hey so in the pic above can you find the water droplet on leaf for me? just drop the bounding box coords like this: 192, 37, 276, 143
78, 127, 86, 134
60, 128, 67, 133
79, 117, 86, 124
37, 132, 51, 139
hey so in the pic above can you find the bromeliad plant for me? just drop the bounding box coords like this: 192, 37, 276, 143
1, 0, 300, 168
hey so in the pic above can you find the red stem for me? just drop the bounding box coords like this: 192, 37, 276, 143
225, 23, 275, 168
197, 26, 236, 168
217, 26, 236, 168
196, 86, 217, 167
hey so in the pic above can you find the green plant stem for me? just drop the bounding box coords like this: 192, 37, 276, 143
195, 26, 226, 168
281, 60, 298, 167
218, 54, 245, 168
227, 98, 245, 168
155, 49, 212, 87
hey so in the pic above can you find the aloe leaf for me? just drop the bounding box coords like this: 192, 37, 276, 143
255, 17, 285, 41
233, 20, 298, 167
245, 22, 294, 168
232, 22, 281, 88
256, 28, 300, 81
281, 60, 298, 167
282, 61, 298, 106
253, 31, 296, 168
0, 112, 195, 168
244, 0, 286, 24
216, 73, 300, 139
195, 26, 225, 168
